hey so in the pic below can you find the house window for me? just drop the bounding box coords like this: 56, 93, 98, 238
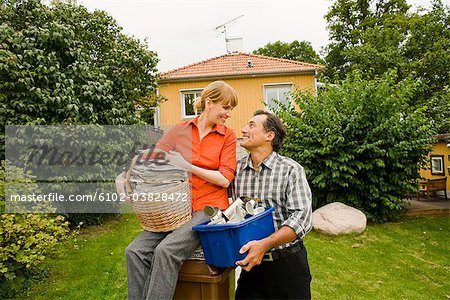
264, 84, 293, 110
430, 155, 445, 175
181, 89, 202, 118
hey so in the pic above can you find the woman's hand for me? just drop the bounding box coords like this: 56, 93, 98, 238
166, 151, 192, 171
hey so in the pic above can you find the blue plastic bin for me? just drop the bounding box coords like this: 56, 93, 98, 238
193, 207, 275, 268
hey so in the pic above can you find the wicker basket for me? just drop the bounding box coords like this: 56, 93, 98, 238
125, 154, 192, 232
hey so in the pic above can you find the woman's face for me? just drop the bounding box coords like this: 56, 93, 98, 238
206, 100, 233, 125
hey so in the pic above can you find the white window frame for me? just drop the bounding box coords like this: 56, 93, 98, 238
430, 155, 445, 175
180, 89, 203, 119
263, 83, 293, 111
154, 88, 161, 127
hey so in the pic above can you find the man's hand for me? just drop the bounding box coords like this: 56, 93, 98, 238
235, 239, 270, 272
235, 226, 298, 272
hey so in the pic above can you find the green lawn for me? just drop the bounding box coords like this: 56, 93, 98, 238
17, 214, 449, 299
307, 216, 449, 299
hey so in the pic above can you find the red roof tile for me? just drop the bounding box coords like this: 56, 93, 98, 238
160, 52, 321, 81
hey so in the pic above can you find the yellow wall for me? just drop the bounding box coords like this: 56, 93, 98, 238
158, 74, 315, 137
419, 141, 450, 190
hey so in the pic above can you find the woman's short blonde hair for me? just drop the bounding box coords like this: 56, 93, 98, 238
193, 81, 238, 113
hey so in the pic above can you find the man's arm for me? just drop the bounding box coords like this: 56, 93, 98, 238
236, 165, 312, 271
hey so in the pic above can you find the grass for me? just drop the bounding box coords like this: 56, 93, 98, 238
307, 216, 450, 299
15, 214, 450, 299
19, 214, 141, 300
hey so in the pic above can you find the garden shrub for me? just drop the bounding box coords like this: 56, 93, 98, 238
0, 161, 70, 297
62, 212, 117, 228
277, 70, 434, 222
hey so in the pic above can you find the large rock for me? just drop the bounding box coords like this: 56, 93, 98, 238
312, 202, 367, 235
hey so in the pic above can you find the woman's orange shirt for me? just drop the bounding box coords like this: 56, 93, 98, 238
156, 116, 237, 212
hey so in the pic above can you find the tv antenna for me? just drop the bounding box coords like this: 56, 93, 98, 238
214, 15, 244, 53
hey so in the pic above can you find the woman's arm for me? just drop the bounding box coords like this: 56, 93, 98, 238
192, 165, 231, 188
165, 151, 231, 188
145, 125, 237, 188
166, 130, 237, 188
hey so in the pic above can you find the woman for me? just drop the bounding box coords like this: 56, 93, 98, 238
122, 81, 238, 300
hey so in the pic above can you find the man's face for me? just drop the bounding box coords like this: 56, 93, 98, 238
240, 114, 271, 150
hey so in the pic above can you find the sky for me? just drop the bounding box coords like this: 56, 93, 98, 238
77, 0, 438, 73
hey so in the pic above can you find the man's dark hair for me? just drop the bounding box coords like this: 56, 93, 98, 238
253, 110, 286, 152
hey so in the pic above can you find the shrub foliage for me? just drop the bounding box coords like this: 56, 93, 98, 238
277, 70, 434, 222
0, 161, 70, 297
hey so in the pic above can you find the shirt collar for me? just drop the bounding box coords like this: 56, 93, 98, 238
188, 116, 225, 136
261, 151, 278, 170
241, 151, 278, 171
241, 155, 253, 171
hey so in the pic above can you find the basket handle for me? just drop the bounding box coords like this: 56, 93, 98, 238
125, 153, 140, 196
115, 171, 131, 202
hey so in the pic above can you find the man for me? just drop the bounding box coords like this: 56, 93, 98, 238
233, 110, 313, 300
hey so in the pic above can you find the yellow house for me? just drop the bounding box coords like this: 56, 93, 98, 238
419, 133, 450, 190
155, 52, 321, 137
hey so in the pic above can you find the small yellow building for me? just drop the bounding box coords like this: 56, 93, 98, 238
419, 133, 450, 190
155, 52, 321, 137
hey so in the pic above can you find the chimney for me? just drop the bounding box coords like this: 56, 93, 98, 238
226, 37, 243, 53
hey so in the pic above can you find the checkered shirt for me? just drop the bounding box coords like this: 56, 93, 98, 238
231, 151, 312, 250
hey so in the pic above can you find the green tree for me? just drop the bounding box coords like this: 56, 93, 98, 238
0, 0, 161, 237
277, 70, 434, 222
402, 1, 450, 133
323, 0, 450, 133
253, 40, 324, 64
0, 0, 160, 132
324, 0, 410, 80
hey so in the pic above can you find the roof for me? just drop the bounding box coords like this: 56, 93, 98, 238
160, 52, 322, 82
433, 133, 450, 142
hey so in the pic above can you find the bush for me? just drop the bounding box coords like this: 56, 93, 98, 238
277, 70, 434, 222
62, 212, 118, 228
0, 161, 70, 297
0, 0, 161, 159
